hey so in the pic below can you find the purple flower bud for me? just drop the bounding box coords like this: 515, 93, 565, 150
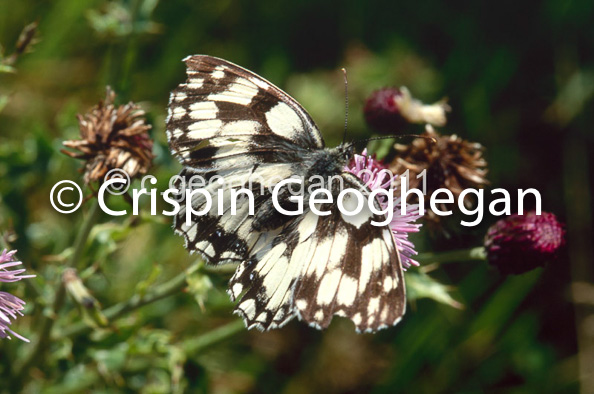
484, 212, 565, 275
364, 88, 407, 134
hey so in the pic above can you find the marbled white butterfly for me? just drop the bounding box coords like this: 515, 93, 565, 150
166, 55, 405, 332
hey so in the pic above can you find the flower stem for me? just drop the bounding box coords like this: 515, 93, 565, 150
181, 319, 245, 356
104, 320, 246, 375
415, 246, 486, 264
14, 201, 101, 379
56, 270, 188, 339
57, 260, 241, 339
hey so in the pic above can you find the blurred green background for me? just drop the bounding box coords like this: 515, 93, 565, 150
1, 0, 592, 392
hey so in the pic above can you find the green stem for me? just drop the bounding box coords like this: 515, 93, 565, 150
119, 320, 246, 374
53, 248, 485, 342
56, 270, 188, 339
15, 201, 101, 379
72, 202, 102, 270
56, 259, 240, 339
181, 319, 245, 356
200, 262, 238, 275
415, 246, 486, 264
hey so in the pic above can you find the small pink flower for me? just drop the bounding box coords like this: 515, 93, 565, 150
0, 249, 35, 341
345, 150, 422, 268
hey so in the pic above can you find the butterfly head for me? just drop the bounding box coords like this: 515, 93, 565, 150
337, 142, 355, 163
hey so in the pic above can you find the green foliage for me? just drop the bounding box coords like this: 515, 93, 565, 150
0, 0, 587, 392
406, 271, 462, 309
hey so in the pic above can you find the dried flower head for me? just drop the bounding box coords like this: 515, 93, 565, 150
345, 150, 422, 268
364, 87, 450, 134
484, 211, 565, 275
1, 249, 35, 341
62, 87, 154, 184
389, 125, 488, 225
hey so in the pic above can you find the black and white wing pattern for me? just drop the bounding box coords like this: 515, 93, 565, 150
229, 174, 405, 333
167, 55, 407, 333
167, 54, 324, 170
167, 55, 322, 264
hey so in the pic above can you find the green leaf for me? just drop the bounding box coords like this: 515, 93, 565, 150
64, 269, 109, 328
90, 343, 129, 372
186, 263, 214, 311
168, 346, 188, 394
405, 271, 463, 309
0, 95, 9, 113
0, 64, 15, 73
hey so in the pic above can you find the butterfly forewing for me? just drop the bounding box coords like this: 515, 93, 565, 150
166, 55, 324, 170
168, 55, 321, 264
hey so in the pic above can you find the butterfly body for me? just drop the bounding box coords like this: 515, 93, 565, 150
305, 145, 352, 177
167, 55, 406, 333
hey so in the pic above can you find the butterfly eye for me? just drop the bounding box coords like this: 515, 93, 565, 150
344, 145, 354, 160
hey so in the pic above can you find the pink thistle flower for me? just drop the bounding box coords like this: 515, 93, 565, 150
484, 211, 565, 275
345, 150, 422, 268
1, 249, 35, 342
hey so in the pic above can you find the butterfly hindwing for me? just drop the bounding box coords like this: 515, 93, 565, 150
173, 165, 296, 264
229, 173, 405, 332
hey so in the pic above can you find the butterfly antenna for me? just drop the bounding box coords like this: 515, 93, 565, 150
341, 68, 349, 145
